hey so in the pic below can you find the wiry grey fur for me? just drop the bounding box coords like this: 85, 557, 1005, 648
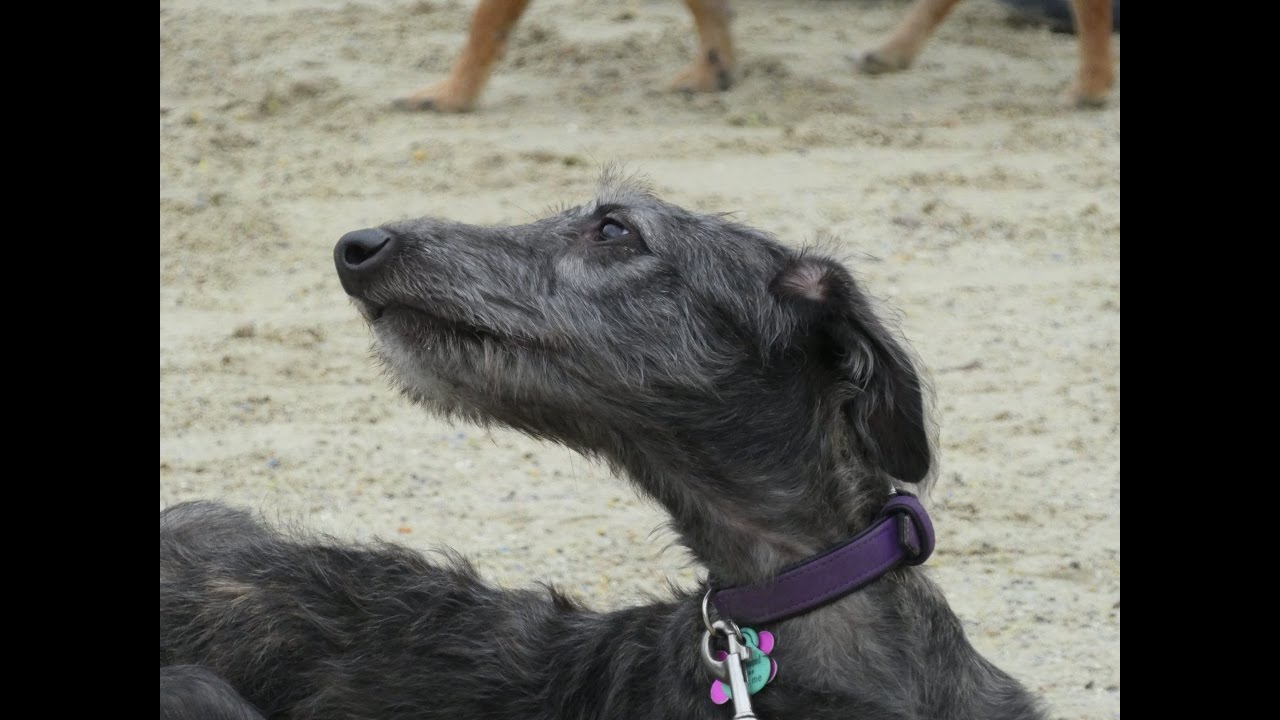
160, 172, 1046, 719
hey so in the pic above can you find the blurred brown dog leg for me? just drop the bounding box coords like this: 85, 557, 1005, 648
854, 0, 962, 74
395, 0, 533, 113
670, 0, 736, 92
1066, 0, 1115, 107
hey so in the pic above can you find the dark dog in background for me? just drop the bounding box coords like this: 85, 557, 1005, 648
161, 175, 1046, 719
395, 0, 1116, 113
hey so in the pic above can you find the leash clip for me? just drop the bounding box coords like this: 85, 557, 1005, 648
700, 620, 758, 719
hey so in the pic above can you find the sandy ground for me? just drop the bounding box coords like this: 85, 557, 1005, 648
159, 0, 1120, 717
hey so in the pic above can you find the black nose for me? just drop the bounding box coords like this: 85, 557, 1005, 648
335, 228, 398, 296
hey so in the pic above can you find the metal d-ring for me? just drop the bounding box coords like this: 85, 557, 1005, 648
701, 588, 716, 635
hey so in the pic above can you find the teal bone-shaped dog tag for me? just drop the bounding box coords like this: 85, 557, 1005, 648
709, 627, 777, 704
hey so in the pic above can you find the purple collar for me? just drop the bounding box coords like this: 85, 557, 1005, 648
709, 493, 935, 626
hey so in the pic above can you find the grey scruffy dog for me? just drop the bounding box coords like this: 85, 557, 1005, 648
160, 172, 1045, 719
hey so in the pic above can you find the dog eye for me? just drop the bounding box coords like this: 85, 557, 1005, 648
598, 220, 630, 241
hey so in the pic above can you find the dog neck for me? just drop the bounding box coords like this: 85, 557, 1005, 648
595, 434, 1045, 716
544, 397, 1041, 716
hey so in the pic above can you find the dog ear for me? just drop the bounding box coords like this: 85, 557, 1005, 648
772, 255, 932, 483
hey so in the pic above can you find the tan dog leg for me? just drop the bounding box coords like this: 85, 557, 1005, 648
854, 0, 962, 74
394, 0, 533, 113
670, 0, 735, 92
1066, 0, 1115, 107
